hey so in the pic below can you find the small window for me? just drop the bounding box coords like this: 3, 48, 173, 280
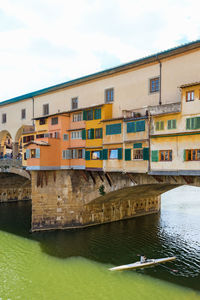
71, 97, 78, 110
186, 91, 194, 102
105, 88, 114, 103
2, 113, 6, 124
39, 118, 46, 125
185, 149, 200, 161
159, 150, 172, 161
51, 117, 58, 125
150, 77, 160, 93
155, 121, 164, 131
133, 149, 143, 160
109, 149, 118, 159
71, 130, 82, 139
43, 104, 49, 116
91, 151, 100, 160
63, 134, 68, 141
31, 149, 36, 158
21, 109, 26, 119
73, 112, 82, 122
167, 119, 176, 130
54, 132, 60, 139
95, 128, 102, 139
86, 110, 93, 120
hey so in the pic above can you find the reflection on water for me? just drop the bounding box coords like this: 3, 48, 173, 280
0, 185, 200, 299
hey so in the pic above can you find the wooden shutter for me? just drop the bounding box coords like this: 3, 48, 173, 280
195, 117, 200, 129
94, 108, 101, 120
183, 149, 186, 161
85, 151, 90, 160
186, 118, 190, 130
136, 120, 145, 132
83, 111, 87, 120
106, 124, 121, 135
155, 122, 159, 130
172, 119, 176, 129
100, 150, 103, 160
167, 120, 171, 129
118, 148, 123, 160
26, 149, 30, 159
36, 148, 40, 158
82, 129, 86, 140
125, 149, 131, 161
133, 143, 142, 148
160, 121, 164, 130
127, 122, 135, 133
103, 149, 108, 160
151, 150, 158, 162
143, 148, 149, 160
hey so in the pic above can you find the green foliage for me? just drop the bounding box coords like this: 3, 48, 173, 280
99, 184, 106, 196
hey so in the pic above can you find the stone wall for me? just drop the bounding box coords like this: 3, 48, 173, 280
0, 173, 31, 202
31, 170, 162, 231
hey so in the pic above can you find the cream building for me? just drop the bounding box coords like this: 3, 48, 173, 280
0, 40, 200, 157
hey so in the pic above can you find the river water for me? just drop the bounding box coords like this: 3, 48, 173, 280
0, 185, 200, 300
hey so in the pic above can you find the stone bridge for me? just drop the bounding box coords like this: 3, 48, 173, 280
0, 159, 31, 202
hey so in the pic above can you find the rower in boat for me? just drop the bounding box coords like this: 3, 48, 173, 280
140, 255, 147, 263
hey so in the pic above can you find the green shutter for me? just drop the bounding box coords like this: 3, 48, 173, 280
136, 120, 145, 132
133, 143, 142, 148
160, 121, 164, 130
100, 150, 103, 160
155, 122, 159, 130
103, 149, 108, 160
125, 149, 131, 161
167, 120, 171, 129
172, 119, 176, 129
195, 117, 200, 129
83, 111, 87, 120
127, 122, 135, 133
186, 118, 190, 130
85, 151, 90, 160
82, 129, 86, 140
151, 150, 158, 162
90, 128, 94, 139
118, 148, 123, 160
106, 124, 121, 135
183, 149, 186, 161
143, 148, 149, 160
191, 118, 195, 129
94, 108, 101, 119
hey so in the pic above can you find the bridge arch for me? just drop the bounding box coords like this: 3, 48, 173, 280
0, 130, 13, 157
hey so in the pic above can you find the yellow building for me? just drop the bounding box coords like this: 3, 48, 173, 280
150, 82, 200, 175
83, 104, 112, 170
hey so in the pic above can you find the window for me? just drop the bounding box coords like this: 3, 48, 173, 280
54, 132, 60, 139
62, 149, 72, 159
36, 134, 44, 139
159, 150, 172, 161
2, 113, 6, 124
95, 128, 102, 139
167, 119, 176, 130
85, 110, 93, 120
71, 97, 78, 110
73, 112, 82, 122
71, 130, 82, 139
185, 149, 200, 161
31, 149, 36, 158
155, 121, 164, 131
43, 104, 49, 116
186, 91, 194, 102
105, 88, 114, 103
63, 134, 68, 141
23, 135, 34, 143
186, 117, 200, 130
39, 118, 46, 125
51, 117, 58, 125
91, 151, 101, 160
109, 149, 118, 159
150, 77, 160, 93
133, 149, 143, 160
94, 108, 101, 119
127, 120, 145, 133
106, 123, 121, 135
87, 128, 94, 139
21, 109, 26, 119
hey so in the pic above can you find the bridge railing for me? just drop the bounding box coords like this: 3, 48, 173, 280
0, 158, 22, 168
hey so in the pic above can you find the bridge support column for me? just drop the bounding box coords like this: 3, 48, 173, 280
31, 170, 161, 232
12, 142, 19, 159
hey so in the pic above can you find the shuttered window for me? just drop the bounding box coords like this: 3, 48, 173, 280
151, 150, 158, 162
127, 120, 145, 133
85, 151, 90, 160
143, 148, 149, 160
94, 108, 101, 119
82, 129, 86, 140
186, 117, 200, 130
133, 143, 142, 148
106, 123, 121, 135
118, 148, 123, 160
36, 148, 40, 158
26, 149, 30, 159
155, 121, 164, 131
103, 149, 108, 160
125, 149, 131, 161
87, 128, 94, 139
167, 119, 176, 129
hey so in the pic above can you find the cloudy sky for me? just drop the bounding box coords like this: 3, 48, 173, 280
0, 0, 199, 101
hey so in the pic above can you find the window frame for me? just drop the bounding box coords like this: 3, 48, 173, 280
2, 113, 6, 124
108, 149, 118, 159
21, 109, 26, 120
43, 104, 49, 116
105, 88, 114, 103
91, 150, 101, 160
133, 148, 143, 160
185, 149, 200, 161
71, 97, 78, 110
51, 117, 58, 125
72, 112, 82, 122
159, 150, 172, 162
150, 77, 160, 93
186, 91, 194, 102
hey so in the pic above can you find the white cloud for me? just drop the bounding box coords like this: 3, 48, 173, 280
0, 0, 199, 100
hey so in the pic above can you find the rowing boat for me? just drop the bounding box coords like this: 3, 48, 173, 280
109, 256, 176, 271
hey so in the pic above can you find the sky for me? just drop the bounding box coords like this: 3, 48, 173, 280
0, 0, 199, 101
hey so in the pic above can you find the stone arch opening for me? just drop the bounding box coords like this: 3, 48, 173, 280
0, 130, 13, 158
14, 125, 35, 160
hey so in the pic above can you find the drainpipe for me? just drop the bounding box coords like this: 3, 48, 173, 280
157, 56, 162, 105
32, 97, 35, 126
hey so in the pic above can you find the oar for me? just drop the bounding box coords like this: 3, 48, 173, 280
158, 263, 178, 273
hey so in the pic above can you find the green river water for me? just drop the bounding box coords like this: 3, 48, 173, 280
0, 186, 200, 300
